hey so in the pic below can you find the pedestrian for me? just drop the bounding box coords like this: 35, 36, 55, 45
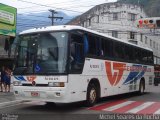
4, 67, 11, 92
0, 66, 5, 92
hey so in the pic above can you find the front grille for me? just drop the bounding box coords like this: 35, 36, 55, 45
22, 83, 48, 87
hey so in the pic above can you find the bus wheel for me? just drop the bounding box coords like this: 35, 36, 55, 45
86, 84, 97, 107
45, 102, 56, 107
139, 80, 145, 94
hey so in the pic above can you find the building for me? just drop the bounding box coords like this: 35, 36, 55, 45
0, 3, 17, 69
67, 2, 160, 65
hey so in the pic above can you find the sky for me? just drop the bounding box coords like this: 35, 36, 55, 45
0, 0, 117, 15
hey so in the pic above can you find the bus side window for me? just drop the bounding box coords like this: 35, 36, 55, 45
70, 33, 84, 73
87, 34, 97, 56
101, 38, 113, 58
125, 45, 134, 61
84, 34, 89, 55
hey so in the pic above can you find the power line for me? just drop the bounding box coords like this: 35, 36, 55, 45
18, 14, 48, 18
17, 0, 99, 10
17, 4, 96, 14
17, 0, 83, 13
18, 0, 77, 9
17, 18, 50, 23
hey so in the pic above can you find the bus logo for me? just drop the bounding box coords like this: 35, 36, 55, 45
27, 76, 36, 82
105, 61, 126, 86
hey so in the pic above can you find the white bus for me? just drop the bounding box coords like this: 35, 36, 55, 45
13, 25, 154, 106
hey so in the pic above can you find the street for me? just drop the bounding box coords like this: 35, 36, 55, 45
0, 86, 160, 120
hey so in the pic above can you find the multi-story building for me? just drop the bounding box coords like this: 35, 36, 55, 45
67, 2, 160, 65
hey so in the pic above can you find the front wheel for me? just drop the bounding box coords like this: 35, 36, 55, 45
85, 84, 97, 107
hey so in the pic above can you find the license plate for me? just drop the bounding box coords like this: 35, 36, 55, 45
31, 92, 39, 97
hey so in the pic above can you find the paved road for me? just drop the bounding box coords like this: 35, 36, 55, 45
0, 86, 160, 120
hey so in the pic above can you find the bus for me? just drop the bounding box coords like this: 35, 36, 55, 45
154, 65, 160, 86
12, 25, 154, 106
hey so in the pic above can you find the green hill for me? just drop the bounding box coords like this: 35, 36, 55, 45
117, 0, 160, 17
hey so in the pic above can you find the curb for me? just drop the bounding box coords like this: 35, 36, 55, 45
0, 100, 23, 108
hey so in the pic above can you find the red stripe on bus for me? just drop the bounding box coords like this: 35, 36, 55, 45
88, 99, 127, 111
137, 102, 160, 114
112, 101, 143, 113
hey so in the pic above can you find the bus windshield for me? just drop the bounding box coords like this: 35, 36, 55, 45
14, 32, 68, 75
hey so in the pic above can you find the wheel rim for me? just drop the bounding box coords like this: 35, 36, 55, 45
90, 88, 96, 103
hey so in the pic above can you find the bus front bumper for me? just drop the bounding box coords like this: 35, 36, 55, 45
13, 86, 69, 103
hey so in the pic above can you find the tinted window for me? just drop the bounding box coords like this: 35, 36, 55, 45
70, 32, 84, 73
134, 48, 142, 62
113, 42, 125, 59
101, 38, 113, 58
125, 45, 134, 61
88, 34, 97, 55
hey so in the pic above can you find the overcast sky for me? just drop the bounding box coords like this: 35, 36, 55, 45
0, 0, 117, 15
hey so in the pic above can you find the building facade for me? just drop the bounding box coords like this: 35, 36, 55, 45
68, 2, 160, 65
0, 3, 17, 69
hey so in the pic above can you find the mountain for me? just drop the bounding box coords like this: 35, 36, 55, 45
17, 11, 74, 33
117, 0, 160, 17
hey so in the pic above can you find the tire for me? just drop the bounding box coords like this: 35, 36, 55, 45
85, 84, 97, 107
139, 80, 145, 94
45, 102, 56, 107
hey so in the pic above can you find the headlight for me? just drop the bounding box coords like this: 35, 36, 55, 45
48, 82, 64, 87
13, 81, 22, 86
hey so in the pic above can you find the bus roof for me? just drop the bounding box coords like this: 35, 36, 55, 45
19, 25, 152, 51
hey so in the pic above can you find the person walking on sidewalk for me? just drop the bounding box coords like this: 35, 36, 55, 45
0, 66, 5, 92
4, 67, 11, 92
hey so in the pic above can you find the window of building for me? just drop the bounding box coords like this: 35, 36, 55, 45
128, 13, 136, 21
97, 15, 99, 23
112, 31, 118, 38
130, 32, 135, 39
150, 39, 152, 47
88, 19, 91, 26
113, 13, 118, 20
140, 34, 143, 42
153, 41, 155, 48
82, 22, 85, 27
145, 36, 147, 44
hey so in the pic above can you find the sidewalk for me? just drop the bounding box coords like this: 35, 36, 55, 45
0, 84, 22, 108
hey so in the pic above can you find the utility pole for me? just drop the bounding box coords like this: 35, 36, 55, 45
48, 9, 63, 26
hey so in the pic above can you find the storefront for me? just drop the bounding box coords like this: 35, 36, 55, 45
0, 3, 17, 70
